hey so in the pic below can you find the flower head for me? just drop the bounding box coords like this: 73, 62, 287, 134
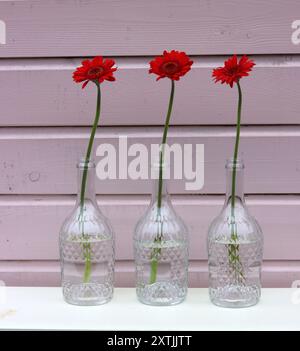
212, 55, 255, 88
149, 50, 193, 81
73, 56, 117, 89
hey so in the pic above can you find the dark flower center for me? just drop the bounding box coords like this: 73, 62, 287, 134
227, 66, 239, 76
88, 67, 104, 76
161, 61, 179, 75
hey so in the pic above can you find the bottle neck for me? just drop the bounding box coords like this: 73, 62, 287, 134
76, 161, 97, 206
150, 164, 170, 206
224, 159, 245, 206
151, 178, 169, 203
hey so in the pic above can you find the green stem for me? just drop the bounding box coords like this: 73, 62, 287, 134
149, 80, 175, 285
157, 80, 175, 209
230, 81, 242, 216
150, 258, 158, 284
80, 83, 101, 207
83, 242, 92, 283
81, 83, 101, 284
228, 80, 244, 283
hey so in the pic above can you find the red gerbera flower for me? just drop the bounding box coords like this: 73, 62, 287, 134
149, 50, 193, 81
73, 56, 117, 89
212, 55, 255, 88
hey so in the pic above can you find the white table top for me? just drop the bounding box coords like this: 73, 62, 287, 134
0, 288, 299, 331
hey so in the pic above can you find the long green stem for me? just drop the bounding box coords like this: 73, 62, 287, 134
230, 81, 242, 215
149, 80, 175, 284
80, 83, 101, 207
81, 83, 101, 283
157, 80, 175, 209
228, 80, 244, 282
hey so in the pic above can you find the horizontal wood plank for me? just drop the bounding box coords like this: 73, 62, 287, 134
0, 260, 299, 288
0, 0, 299, 57
0, 126, 299, 194
0, 195, 299, 260
1, 56, 300, 126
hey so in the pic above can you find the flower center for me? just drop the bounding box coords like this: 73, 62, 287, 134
88, 67, 104, 76
161, 61, 179, 75
227, 66, 239, 75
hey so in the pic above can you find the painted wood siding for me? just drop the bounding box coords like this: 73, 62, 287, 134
1, 57, 300, 126
0, 0, 299, 287
0, 0, 299, 56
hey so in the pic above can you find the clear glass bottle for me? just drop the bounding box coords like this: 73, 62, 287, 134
134, 164, 189, 306
207, 159, 263, 308
59, 159, 115, 306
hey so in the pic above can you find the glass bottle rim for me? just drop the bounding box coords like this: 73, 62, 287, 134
225, 158, 244, 170
77, 157, 95, 169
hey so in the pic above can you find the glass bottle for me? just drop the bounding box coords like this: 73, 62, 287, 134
134, 163, 189, 306
59, 159, 115, 305
207, 159, 263, 308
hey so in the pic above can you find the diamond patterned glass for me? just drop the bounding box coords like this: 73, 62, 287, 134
134, 166, 189, 306
207, 159, 263, 308
59, 160, 115, 305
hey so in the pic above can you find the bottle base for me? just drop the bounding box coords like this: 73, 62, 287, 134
209, 285, 260, 308
62, 282, 113, 306
137, 281, 187, 306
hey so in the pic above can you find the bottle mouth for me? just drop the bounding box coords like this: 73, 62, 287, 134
77, 158, 95, 169
225, 158, 244, 170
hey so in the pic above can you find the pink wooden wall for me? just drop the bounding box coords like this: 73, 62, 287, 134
0, 0, 300, 287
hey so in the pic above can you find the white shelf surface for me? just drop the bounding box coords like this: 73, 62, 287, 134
0, 288, 299, 331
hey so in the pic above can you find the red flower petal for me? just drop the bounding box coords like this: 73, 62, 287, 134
73, 56, 117, 87
81, 80, 89, 89
212, 54, 255, 88
149, 50, 193, 81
